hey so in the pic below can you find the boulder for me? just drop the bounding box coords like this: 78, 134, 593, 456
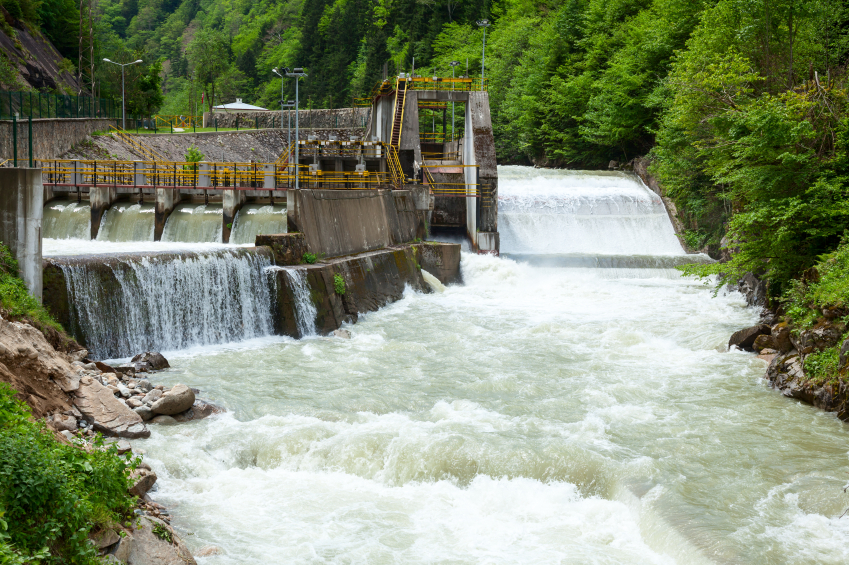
142, 389, 163, 405
51, 413, 77, 432
129, 468, 158, 498
136, 379, 153, 393
793, 321, 845, 355
172, 399, 225, 423
738, 272, 765, 306
729, 324, 771, 351
753, 334, 777, 352
150, 384, 195, 416
771, 323, 793, 353
115, 364, 136, 376
73, 377, 150, 439
333, 329, 352, 339
116, 517, 196, 565
91, 528, 121, 550
131, 352, 170, 371
150, 415, 178, 425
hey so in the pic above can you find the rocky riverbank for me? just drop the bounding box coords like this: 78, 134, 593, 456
728, 276, 849, 421
0, 314, 222, 563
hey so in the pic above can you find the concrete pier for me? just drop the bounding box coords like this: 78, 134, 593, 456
0, 168, 43, 299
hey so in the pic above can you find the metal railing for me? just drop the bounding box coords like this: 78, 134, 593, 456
38, 159, 394, 191
0, 90, 119, 119
109, 126, 167, 161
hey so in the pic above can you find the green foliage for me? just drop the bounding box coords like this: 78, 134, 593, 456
302, 252, 317, 264
784, 241, 849, 328
333, 273, 346, 295
184, 145, 204, 163
803, 346, 841, 385
0, 244, 63, 334
152, 523, 172, 543
0, 383, 136, 564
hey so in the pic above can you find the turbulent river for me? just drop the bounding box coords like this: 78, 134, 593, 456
75, 166, 848, 564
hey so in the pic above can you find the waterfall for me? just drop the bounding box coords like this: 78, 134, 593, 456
43, 199, 90, 240
498, 167, 685, 256
230, 204, 287, 244
53, 248, 275, 359
96, 203, 156, 241
284, 269, 317, 337
161, 203, 223, 243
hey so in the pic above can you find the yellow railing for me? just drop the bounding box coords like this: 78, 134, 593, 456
386, 146, 405, 188
420, 132, 447, 144
38, 159, 394, 190
154, 115, 202, 129
109, 126, 167, 161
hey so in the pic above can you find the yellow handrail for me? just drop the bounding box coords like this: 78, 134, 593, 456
109, 126, 167, 161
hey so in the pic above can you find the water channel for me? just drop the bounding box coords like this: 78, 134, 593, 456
45, 166, 849, 563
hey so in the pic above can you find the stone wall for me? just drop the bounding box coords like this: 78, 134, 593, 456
411, 242, 462, 284
204, 108, 370, 131
0, 168, 42, 299
0, 118, 116, 162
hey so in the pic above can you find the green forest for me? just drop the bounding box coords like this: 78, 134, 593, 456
2, 0, 849, 305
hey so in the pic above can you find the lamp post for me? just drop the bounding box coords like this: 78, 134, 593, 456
285, 67, 308, 189
103, 58, 143, 129
476, 20, 491, 82
450, 61, 459, 141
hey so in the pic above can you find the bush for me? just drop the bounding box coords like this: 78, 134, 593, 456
333, 273, 346, 295
302, 252, 317, 264
803, 346, 842, 385
0, 244, 62, 334
0, 383, 136, 564
784, 240, 849, 329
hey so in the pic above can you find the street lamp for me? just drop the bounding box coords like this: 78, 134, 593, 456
285, 67, 307, 190
450, 61, 459, 141
103, 58, 143, 130
476, 20, 491, 82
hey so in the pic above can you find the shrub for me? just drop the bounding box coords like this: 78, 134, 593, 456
302, 252, 317, 264
0, 383, 136, 564
803, 346, 841, 385
0, 244, 62, 334
334, 273, 346, 295
784, 240, 849, 329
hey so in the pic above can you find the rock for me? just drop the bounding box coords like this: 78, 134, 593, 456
729, 324, 771, 351
103, 373, 119, 386
69, 349, 88, 362
134, 406, 154, 421
127, 397, 143, 409
137, 461, 152, 471
607, 160, 619, 169
840, 339, 849, 370
83, 362, 98, 371
131, 352, 171, 371
172, 399, 225, 422
752, 334, 777, 352
738, 272, 765, 306
127, 381, 136, 389
91, 528, 121, 549
60, 430, 74, 441
142, 389, 163, 405
136, 379, 153, 393
117, 383, 132, 398
196, 546, 223, 557
105, 438, 132, 454
771, 323, 793, 353
56, 372, 81, 393
150, 384, 195, 416
94, 361, 118, 373
793, 321, 845, 354
822, 307, 844, 319
73, 377, 150, 439
51, 413, 77, 432
150, 415, 177, 425
129, 468, 158, 498
333, 329, 352, 339
120, 516, 196, 565
115, 364, 136, 376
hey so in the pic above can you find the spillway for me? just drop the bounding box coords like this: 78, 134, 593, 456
230, 204, 287, 244
46, 248, 275, 359
96, 202, 156, 241
161, 203, 223, 243
43, 199, 90, 239
51, 166, 848, 564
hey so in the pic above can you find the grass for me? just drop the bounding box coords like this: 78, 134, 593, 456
0, 244, 63, 335
803, 346, 842, 385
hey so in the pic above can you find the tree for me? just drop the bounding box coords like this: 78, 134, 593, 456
188, 29, 231, 112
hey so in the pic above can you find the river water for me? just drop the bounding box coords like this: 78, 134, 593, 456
115, 167, 848, 564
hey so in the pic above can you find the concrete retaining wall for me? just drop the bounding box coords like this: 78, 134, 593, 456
0, 168, 42, 299
289, 189, 420, 258
0, 118, 116, 162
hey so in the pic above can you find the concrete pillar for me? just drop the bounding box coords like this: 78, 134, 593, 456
262, 164, 275, 189
154, 188, 180, 241
0, 168, 43, 300
90, 184, 116, 240
287, 189, 301, 233
222, 189, 246, 243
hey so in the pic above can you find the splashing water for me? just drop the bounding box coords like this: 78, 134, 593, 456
284, 268, 317, 337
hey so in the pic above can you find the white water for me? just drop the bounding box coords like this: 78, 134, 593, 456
98, 166, 848, 564
230, 204, 287, 244
161, 203, 224, 243
284, 268, 317, 337
42, 199, 90, 239
96, 203, 156, 242
56, 249, 275, 359
42, 239, 242, 257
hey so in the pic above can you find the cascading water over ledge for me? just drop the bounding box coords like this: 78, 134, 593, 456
43, 247, 276, 359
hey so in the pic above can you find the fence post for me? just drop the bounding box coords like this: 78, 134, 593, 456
215, 116, 217, 132
28, 116, 32, 168
255, 116, 258, 129
12, 115, 17, 166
